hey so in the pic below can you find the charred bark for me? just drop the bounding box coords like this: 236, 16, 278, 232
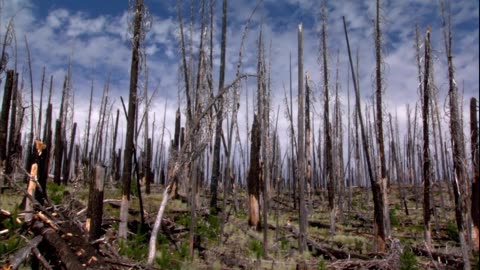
119, 0, 143, 239
247, 115, 261, 230
422, 27, 432, 249
470, 97, 479, 251
0, 70, 14, 163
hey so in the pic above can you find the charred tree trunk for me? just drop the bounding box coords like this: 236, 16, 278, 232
247, 115, 261, 230
210, 0, 228, 211
343, 16, 386, 253
145, 138, 152, 194
62, 122, 76, 185
374, 0, 390, 243
86, 164, 105, 241
37, 103, 52, 204
297, 23, 307, 253
111, 109, 120, 182
422, 27, 432, 249
470, 97, 479, 251
84, 78, 94, 161
320, 2, 335, 235
0, 70, 14, 164
5, 73, 18, 176
441, 3, 471, 267
119, 0, 143, 239
53, 120, 63, 185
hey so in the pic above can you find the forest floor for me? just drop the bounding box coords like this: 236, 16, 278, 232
1, 180, 478, 269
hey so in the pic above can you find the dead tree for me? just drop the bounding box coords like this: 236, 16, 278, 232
111, 109, 120, 182
320, 2, 335, 235
53, 119, 63, 185
5, 73, 18, 176
248, 115, 261, 230
210, 0, 228, 211
37, 67, 45, 139
441, 2, 471, 268
83, 78, 94, 161
305, 74, 312, 215
86, 164, 105, 241
343, 16, 386, 253
119, 0, 143, 239
422, 26, 432, 250
297, 23, 307, 253
470, 97, 479, 251
62, 123, 76, 184
374, 0, 390, 241
0, 70, 14, 164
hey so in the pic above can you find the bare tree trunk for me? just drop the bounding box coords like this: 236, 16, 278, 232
470, 97, 479, 251
422, 27, 432, 250
37, 67, 45, 139
247, 115, 261, 230
0, 70, 14, 163
119, 0, 143, 239
63, 122, 76, 185
210, 0, 228, 211
441, 3, 471, 268
38, 103, 52, 204
343, 16, 386, 253
297, 23, 307, 253
111, 109, 120, 182
5, 73, 18, 177
84, 78, 94, 161
86, 164, 105, 241
53, 120, 63, 185
374, 0, 390, 242
320, 2, 335, 235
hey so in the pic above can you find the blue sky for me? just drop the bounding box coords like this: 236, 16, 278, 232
0, 0, 479, 158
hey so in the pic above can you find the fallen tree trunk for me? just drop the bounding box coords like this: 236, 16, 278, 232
32, 221, 84, 270
6, 235, 44, 270
284, 224, 369, 260
411, 246, 464, 269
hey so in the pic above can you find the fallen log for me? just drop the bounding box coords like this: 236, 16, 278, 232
411, 246, 464, 268
284, 224, 369, 260
32, 221, 84, 270
6, 235, 44, 270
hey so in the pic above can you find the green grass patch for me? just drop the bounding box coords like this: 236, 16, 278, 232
248, 239, 264, 259
47, 182, 66, 204
400, 246, 418, 270
118, 228, 148, 261
446, 222, 459, 243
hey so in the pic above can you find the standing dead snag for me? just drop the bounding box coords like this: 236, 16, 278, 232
210, 0, 228, 211
320, 1, 335, 235
343, 16, 385, 253
422, 26, 432, 250
53, 119, 64, 185
297, 23, 307, 253
470, 97, 479, 252
374, 0, 390, 243
247, 115, 261, 229
441, 2, 471, 268
86, 164, 105, 241
119, 0, 143, 239
0, 70, 14, 166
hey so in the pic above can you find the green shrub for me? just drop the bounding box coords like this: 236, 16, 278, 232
0, 235, 21, 255
248, 239, 264, 259
280, 237, 290, 251
118, 229, 148, 261
47, 182, 66, 205
473, 253, 479, 270
446, 222, 459, 243
317, 255, 327, 270
389, 208, 399, 227
400, 246, 418, 270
